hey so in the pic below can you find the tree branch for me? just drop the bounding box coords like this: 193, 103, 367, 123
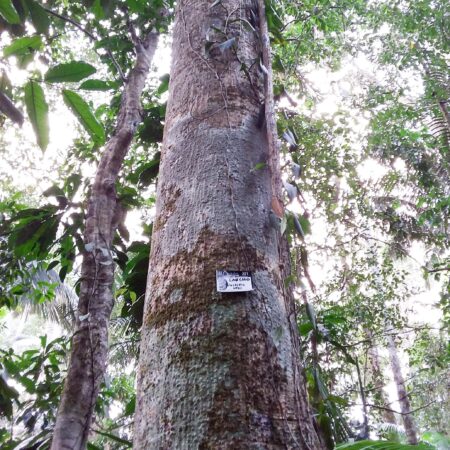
364, 400, 436, 416
43, 7, 126, 82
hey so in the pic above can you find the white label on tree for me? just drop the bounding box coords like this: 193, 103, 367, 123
216, 271, 253, 292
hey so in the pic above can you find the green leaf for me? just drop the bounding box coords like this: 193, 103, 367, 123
0, 0, 20, 24
45, 61, 97, 83
126, 0, 145, 13
24, 81, 49, 151
250, 162, 267, 172
124, 396, 136, 416
155, 73, 170, 96
298, 215, 311, 235
299, 321, 313, 337
9, 209, 60, 259
3, 36, 42, 57
92, 0, 104, 20
18, 375, 35, 393
92, 429, 132, 447
79, 79, 118, 91
128, 157, 159, 187
25, 0, 50, 34
62, 89, 105, 145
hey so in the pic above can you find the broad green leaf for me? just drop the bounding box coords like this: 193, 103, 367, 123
25, 0, 50, 34
8, 208, 60, 260
24, 81, 49, 151
79, 79, 118, 91
0, 0, 20, 24
45, 61, 97, 83
62, 89, 105, 145
3, 36, 42, 57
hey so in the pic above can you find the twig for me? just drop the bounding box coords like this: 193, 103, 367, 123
363, 400, 436, 416
427, 267, 450, 273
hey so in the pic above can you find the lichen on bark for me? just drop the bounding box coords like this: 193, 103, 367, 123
133, 1, 323, 448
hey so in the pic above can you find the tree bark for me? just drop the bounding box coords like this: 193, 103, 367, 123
353, 357, 370, 440
368, 344, 396, 425
386, 332, 418, 445
50, 33, 158, 450
133, 1, 323, 449
438, 100, 450, 133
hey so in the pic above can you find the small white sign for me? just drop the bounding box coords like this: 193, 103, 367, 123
216, 270, 253, 293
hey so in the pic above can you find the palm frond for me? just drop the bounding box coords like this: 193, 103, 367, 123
18, 268, 77, 330
336, 439, 435, 449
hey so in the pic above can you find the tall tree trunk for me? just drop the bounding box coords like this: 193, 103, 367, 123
133, 1, 323, 449
355, 357, 370, 440
368, 344, 396, 425
386, 332, 418, 445
51, 33, 158, 450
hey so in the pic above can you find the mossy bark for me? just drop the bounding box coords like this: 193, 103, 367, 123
134, 1, 323, 448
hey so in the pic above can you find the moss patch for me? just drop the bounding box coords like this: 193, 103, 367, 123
145, 227, 267, 329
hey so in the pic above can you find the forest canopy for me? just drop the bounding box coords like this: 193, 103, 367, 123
0, 0, 448, 449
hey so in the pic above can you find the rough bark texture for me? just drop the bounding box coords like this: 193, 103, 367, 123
134, 1, 323, 449
387, 333, 418, 445
50, 33, 158, 450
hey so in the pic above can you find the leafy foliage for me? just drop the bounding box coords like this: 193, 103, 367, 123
0, 336, 68, 448
0, 0, 448, 447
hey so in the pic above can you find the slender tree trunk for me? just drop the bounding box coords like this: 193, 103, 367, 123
133, 1, 323, 448
355, 357, 370, 440
438, 100, 450, 133
51, 33, 158, 450
368, 344, 396, 424
386, 332, 418, 445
